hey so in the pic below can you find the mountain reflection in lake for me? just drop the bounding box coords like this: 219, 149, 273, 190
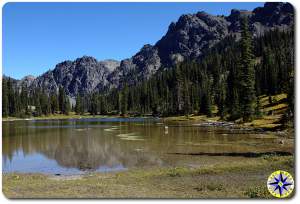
2, 118, 292, 175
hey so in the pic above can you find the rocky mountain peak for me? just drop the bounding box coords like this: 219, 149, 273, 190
108, 2, 293, 88
55, 60, 73, 68
252, 2, 294, 27
99, 59, 120, 72
22, 75, 36, 81
15, 75, 36, 89
30, 56, 120, 96
10, 2, 294, 97
75, 56, 98, 65
227, 9, 252, 22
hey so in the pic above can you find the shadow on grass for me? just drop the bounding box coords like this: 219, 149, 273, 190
168, 151, 292, 157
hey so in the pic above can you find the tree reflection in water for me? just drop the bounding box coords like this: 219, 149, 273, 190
2, 119, 291, 174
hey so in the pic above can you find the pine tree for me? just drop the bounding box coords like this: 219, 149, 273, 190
239, 17, 256, 122
7, 78, 16, 116
229, 88, 241, 120
98, 95, 107, 115
58, 86, 66, 114
120, 83, 128, 116
35, 94, 42, 117
75, 95, 84, 115
2, 78, 9, 117
284, 69, 294, 124
255, 96, 262, 117
175, 64, 184, 113
89, 93, 98, 115
183, 78, 191, 116
58, 86, 70, 115
200, 92, 212, 117
40, 91, 50, 115
64, 98, 71, 115
217, 76, 227, 119
20, 86, 30, 116
50, 94, 59, 114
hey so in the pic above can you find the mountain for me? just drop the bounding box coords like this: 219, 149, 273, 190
7, 2, 294, 96
109, 2, 294, 87
17, 75, 36, 88
30, 56, 120, 97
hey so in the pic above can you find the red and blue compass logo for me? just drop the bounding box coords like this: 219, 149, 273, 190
267, 170, 294, 198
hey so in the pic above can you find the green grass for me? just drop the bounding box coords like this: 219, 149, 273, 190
242, 94, 289, 130
3, 155, 294, 198
163, 93, 289, 131
245, 185, 272, 198
163, 115, 220, 122
2, 112, 133, 121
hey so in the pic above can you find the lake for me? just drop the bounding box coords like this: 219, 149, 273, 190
2, 117, 293, 175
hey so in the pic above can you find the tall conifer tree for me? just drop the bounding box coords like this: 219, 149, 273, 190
239, 17, 256, 122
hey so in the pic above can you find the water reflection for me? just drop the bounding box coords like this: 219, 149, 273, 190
2, 118, 292, 174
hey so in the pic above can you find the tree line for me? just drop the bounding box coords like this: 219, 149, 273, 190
2, 18, 294, 123
102, 18, 294, 122
2, 82, 71, 118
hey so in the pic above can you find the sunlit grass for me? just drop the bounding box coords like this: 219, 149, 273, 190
3, 155, 294, 198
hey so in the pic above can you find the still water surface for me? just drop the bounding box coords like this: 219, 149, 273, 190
2, 118, 292, 175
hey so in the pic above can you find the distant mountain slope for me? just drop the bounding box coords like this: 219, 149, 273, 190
7, 2, 294, 96
30, 56, 120, 97
17, 75, 36, 88
109, 2, 294, 87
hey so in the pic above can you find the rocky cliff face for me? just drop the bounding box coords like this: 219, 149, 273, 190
108, 2, 294, 87
10, 2, 294, 95
17, 75, 36, 88
30, 56, 120, 96
107, 44, 161, 88
227, 2, 294, 37
156, 11, 230, 66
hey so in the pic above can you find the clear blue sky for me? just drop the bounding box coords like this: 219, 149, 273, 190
3, 2, 264, 79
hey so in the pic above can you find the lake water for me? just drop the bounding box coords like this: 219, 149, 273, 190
2, 117, 293, 175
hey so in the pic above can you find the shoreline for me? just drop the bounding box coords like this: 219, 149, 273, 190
2, 113, 294, 136
2, 114, 123, 122
3, 113, 294, 198
2, 93, 292, 133
3, 154, 294, 198
1, 113, 159, 122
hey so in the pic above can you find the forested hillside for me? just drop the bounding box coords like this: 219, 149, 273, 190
103, 22, 294, 122
2, 18, 294, 125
